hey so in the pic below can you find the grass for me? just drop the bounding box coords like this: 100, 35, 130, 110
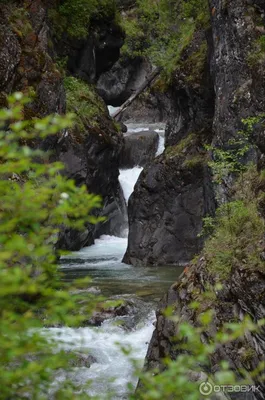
247, 36, 265, 67
184, 41, 208, 84
64, 76, 106, 135
203, 167, 265, 279
165, 134, 197, 158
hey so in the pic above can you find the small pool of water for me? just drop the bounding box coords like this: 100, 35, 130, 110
59, 235, 182, 302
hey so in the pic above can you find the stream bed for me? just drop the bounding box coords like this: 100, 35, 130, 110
50, 124, 183, 399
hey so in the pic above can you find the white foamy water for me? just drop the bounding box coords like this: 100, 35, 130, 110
51, 123, 177, 399
119, 167, 143, 204
46, 314, 155, 399
155, 131, 165, 157
108, 105, 120, 116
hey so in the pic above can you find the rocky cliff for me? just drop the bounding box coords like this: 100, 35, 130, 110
137, 0, 265, 395
124, 0, 265, 267
0, 0, 127, 250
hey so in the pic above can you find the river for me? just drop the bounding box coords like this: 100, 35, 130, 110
49, 124, 183, 399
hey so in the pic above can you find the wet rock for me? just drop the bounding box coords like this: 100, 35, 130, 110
88, 298, 137, 327
124, 31, 216, 266
123, 155, 216, 266
96, 57, 151, 106
56, 122, 127, 250
144, 260, 265, 398
119, 87, 173, 124
86, 295, 152, 330
120, 131, 159, 168
67, 352, 97, 368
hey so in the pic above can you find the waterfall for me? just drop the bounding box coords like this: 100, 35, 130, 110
119, 167, 143, 204
52, 123, 171, 399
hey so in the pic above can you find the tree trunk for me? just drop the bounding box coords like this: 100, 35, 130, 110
112, 67, 161, 119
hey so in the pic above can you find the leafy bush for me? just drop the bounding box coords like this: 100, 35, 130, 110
0, 93, 102, 398
50, 0, 117, 39
134, 309, 265, 399
204, 198, 264, 278
121, 0, 209, 77
64, 76, 106, 135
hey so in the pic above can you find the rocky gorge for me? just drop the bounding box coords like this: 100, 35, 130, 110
1, 0, 265, 399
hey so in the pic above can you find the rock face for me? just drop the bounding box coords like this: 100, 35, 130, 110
123, 148, 216, 266
119, 86, 173, 124
124, 0, 265, 267
120, 131, 159, 168
96, 57, 151, 106
144, 259, 265, 399
141, 0, 265, 394
209, 0, 265, 147
123, 31, 216, 266
0, 0, 65, 115
56, 120, 126, 251
55, 21, 124, 84
0, 1, 127, 251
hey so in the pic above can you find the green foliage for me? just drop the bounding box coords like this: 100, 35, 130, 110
0, 93, 102, 399
134, 309, 265, 400
8, 6, 33, 38
121, 0, 209, 77
49, 0, 117, 39
206, 115, 265, 185
204, 197, 264, 278
248, 35, 265, 67
184, 41, 208, 84
198, 215, 215, 238
202, 116, 265, 279
64, 76, 106, 135
165, 133, 197, 158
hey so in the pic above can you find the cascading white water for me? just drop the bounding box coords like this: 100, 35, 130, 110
119, 167, 143, 203
50, 124, 171, 399
46, 315, 155, 399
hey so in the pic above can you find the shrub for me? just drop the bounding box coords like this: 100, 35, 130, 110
50, 0, 117, 39
64, 76, 106, 135
0, 93, 101, 398
121, 0, 209, 77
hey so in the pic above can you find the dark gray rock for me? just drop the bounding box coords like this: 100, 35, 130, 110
123, 30, 216, 267
54, 21, 124, 84
55, 123, 127, 251
120, 131, 159, 168
123, 154, 216, 266
143, 260, 265, 399
119, 86, 173, 124
96, 57, 151, 106
68, 352, 97, 368
209, 0, 265, 148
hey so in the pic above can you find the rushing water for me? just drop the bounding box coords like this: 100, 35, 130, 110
52, 125, 181, 399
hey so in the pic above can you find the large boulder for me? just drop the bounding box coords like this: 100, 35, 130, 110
56, 116, 127, 251
123, 141, 216, 266
96, 57, 151, 106
119, 85, 173, 124
120, 131, 159, 168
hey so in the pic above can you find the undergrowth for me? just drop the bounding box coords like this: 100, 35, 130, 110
64, 76, 106, 135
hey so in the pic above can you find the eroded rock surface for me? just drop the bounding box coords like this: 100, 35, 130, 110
120, 131, 159, 168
